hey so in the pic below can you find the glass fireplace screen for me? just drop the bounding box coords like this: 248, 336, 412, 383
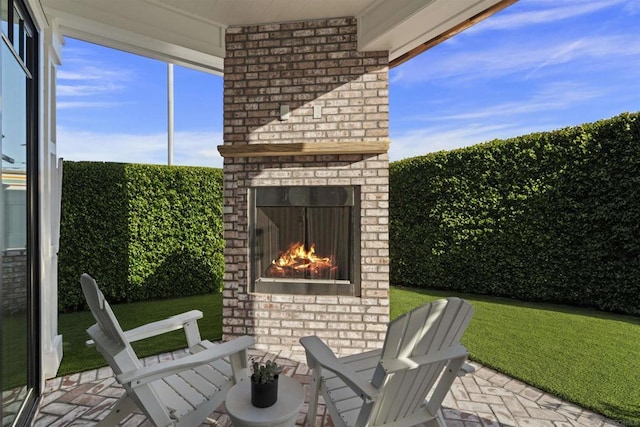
250, 186, 359, 295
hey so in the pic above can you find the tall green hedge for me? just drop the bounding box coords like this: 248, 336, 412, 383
58, 162, 224, 312
59, 113, 640, 315
390, 112, 640, 315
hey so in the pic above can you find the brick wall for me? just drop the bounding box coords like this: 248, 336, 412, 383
2, 250, 27, 314
221, 18, 390, 360
224, 18, 388, 144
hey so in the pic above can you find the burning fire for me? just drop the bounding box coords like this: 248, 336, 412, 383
269, 242, 337, 278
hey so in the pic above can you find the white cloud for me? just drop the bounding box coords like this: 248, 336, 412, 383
56, 127, 224, 168
623, 0, 640, 14
57, 83, 126, 97
524, 40, 586, 79
57, 101, 130, 110
390, 124, 521, 160
174, 132, 225, 167
58, 66, 132, 82
402, 82, 605, 123
469, 0, 629, 33
389, 78, 625, 162
57, 65, 130, 99
58, 51, 135, 102
392, 34, 640, 85
389, 69, 405, 85
389, 121, 555, 161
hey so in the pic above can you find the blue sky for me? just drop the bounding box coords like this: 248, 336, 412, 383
57, 0, 640, 168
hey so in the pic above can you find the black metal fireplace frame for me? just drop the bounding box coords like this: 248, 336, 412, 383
248, 186, 361, 296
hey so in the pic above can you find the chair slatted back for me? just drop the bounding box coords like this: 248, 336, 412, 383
81, 274, 172, 424
81, 275, 128, 347
370, 297, 474, 425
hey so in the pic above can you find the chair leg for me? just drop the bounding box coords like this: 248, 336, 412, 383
229, 349, 249, 385
435, 408, 447, 427
305, 368, 322, 427
97, 395, 138, 426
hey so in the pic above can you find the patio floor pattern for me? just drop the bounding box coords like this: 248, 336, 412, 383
34, 347, 624, 427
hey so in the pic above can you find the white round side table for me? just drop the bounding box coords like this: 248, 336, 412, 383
225, 375, 304, 427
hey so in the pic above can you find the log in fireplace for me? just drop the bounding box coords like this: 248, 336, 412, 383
249, 186, 360, 296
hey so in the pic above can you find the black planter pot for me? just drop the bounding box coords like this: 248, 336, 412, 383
251, 375, 279, 408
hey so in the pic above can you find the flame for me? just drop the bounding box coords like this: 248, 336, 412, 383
270, 242, 337, 276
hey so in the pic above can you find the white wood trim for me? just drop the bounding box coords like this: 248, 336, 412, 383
25, 0, 50, 30
45, 0, 225, 74
39, 20, 65, 380
143, 0, 227, 29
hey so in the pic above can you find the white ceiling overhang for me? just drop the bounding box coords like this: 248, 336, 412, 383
359, 0, 516, 66
42, 0, 227, 73
41, 0, 515, 74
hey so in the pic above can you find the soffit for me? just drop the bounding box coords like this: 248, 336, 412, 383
41, 0, 515, 74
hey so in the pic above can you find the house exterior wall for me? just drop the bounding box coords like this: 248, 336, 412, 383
221, 18, 390, 360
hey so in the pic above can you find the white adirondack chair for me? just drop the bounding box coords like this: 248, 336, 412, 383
80, 273, 255, 426
300, 297, 474, 427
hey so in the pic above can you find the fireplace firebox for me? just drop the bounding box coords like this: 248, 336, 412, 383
249, 186, 360, 296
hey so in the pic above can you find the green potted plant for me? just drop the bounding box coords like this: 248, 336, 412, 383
250, 358, 282, 408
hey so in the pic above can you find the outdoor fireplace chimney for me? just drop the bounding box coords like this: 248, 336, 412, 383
220, 18, 390, 359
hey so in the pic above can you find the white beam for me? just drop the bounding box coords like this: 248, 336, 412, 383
168, 63, 174, 166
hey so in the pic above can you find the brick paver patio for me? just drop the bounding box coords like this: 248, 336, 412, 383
34, 347, 624, 427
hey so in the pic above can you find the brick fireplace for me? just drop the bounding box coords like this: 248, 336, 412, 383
219, 18, 390, 360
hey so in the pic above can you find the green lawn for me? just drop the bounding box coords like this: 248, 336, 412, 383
2, 312, 28, 390
59, 288, 640, 425
58, 293, 222, 375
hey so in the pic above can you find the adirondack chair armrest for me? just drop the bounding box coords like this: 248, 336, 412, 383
116, 335, 255, 387
300, 336, 379, 401
122, 309, 204, 343
86, 310, 204, 347
378, 343, 469, 374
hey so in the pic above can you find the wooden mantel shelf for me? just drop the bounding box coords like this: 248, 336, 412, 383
217, 141, 389, 158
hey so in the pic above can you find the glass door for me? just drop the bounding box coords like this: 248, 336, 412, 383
1, 0, 39, 424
